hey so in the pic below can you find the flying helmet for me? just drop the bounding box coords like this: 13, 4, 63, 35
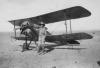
21, 21, 30, 27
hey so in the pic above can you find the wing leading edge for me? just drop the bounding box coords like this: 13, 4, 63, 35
9, 6, 91, 26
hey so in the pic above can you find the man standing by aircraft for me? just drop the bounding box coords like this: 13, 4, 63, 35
38, 22, 47, 54
20, 21, 31, 52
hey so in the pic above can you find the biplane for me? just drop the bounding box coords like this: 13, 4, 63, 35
9, 6, 93, 52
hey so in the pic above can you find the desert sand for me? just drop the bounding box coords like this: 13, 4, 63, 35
0, 31, 100, 68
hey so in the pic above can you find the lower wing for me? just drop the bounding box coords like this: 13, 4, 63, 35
12, 36, 36, 41
11, 32, 93, 42
45, 32, 93, 42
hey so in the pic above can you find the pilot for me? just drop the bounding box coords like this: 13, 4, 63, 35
20, 21, 30, 33
21, 21, 30, 27
38, 22, 47, 53
20, 21, 31, 51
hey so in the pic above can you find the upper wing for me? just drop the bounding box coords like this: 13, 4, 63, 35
9, 6, 91, 26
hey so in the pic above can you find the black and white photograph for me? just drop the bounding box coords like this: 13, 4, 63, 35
0, 0, 100, 68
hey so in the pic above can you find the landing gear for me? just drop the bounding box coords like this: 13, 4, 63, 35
20, 25, 38, 52
22, 43, 29, 52
22, 32, 31, 52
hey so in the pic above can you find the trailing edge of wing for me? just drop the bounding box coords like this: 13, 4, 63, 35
9, 6, 91, 26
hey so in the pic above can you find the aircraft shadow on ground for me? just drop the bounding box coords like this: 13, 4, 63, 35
97, 61, 100, 66
45, 44, 86, 53
18, 40, 86, 53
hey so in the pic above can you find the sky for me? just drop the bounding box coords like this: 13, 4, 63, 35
0, 0, 100, 33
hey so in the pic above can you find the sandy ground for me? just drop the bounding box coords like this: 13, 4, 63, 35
0, 31, 100, 68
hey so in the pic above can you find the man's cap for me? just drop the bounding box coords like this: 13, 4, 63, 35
39, 22, 45, 26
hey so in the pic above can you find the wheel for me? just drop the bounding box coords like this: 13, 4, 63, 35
22, 43, 27, 52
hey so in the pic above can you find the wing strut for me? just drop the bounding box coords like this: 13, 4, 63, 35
65, 20, 67, 34
14, 21, 16, 37
63, 10, 68, 34
70, 19, 72, 33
